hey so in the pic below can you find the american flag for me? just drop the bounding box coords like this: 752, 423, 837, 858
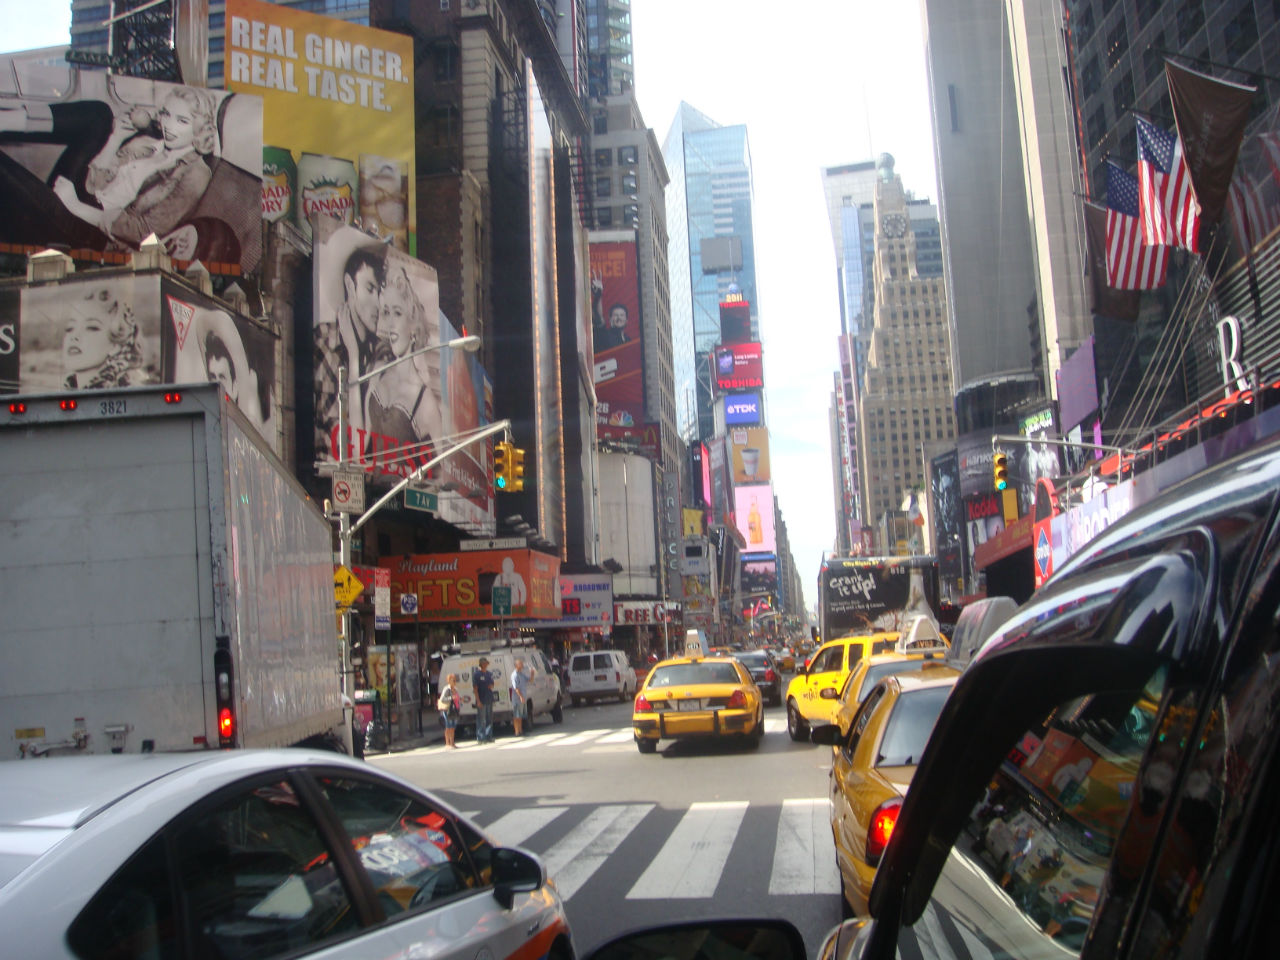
1137, 116, 1201, 253
1228, 172, 1280, 253
1106, 162, 1169, 290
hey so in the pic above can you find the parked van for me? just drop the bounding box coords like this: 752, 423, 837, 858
439, 640, 564, 732
566, 650, 636, 705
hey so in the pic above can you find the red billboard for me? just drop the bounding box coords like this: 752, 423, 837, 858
591, 238, 643, 431
719, 297, 751, 345
714, 342, 764, 391
386, 549, 560, 622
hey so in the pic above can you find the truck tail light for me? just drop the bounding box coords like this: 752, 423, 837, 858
635, 695, 652, 712
163, 391, 183, 404
59, 398, 78, 411
726, 689, 748, 710
214, 642, 235, 748
866, 798, 903, 865
218, 707, 234, 740
7, 401, 26, 414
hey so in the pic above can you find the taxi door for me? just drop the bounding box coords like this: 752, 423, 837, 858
798, 641, 849, 719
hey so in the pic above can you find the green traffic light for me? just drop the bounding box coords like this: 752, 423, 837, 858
495, 476, 507, 490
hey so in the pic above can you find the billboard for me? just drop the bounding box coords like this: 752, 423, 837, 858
524, 573, 614, 629
0, 63, 262, 275
734, 483, 776, 554
719, 297, 752, 345
591, 238, 644, 431
1056, 337, 1098, 434
724, 392, 761, 425
929, 449, 964, 587
727, 426, 771, 485
741, 556, 778, 593
226, 0, 416, 251
312, 216, 493, 528
387, 549, 560, 622
714, 342, 764, 391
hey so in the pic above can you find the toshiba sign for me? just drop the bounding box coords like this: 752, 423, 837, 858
713, 343, 764, 391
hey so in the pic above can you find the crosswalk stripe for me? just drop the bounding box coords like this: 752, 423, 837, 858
498, 733, 570, 750
626, 801, 749, 899
484, 806, 569, 847
769, 798, 841, 894
543, 804, 654, 900
596, 730, 636, 743
548, 729, 613, 746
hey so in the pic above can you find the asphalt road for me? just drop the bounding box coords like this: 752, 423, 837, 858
369, 692, 847, 958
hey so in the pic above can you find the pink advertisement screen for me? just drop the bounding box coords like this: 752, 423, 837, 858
734, 483, 776, 554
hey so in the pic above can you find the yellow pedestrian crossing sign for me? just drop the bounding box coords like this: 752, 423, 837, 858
334, 565, 365, 610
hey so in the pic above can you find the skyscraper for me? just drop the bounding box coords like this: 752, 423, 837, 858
663, 102, 758, 442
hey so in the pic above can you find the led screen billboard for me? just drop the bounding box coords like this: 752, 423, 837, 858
741, 556, 778, 593
719, 298, 751, 345
0, 62, 262, 275
714, 342, 764, 391
734, 483, 776, 554
312, 215, 493, 528
226, 0, 416, 252
727, 426, 771, 485
590, 237, 643, 432
724, 392, 761, 425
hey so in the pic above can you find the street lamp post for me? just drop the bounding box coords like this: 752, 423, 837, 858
334, 335, 483, 709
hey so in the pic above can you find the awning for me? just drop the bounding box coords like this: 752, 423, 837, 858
975, 514, 1034, 570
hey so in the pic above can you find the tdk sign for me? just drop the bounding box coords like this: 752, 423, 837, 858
724, 393, 761, 425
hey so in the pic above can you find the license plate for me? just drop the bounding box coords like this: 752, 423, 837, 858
677, 699, 702, 711
594, 674, 607, 681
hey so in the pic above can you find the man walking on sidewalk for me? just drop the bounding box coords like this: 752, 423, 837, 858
472, 657, 495, 743
510, 657, 533, 736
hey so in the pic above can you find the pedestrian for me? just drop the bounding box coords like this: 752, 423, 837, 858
510, 657, 533, 736
438, 672, 461, 749
472, 657, 495, 743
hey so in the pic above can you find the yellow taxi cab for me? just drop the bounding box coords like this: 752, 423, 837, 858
830, 618, 951, 736
632, 653, 765, 754
811, 664, 961, 917
785, 632, 901, 741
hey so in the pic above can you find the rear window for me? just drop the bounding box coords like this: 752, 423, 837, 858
649, 662, 741, 686
593, 654, 613, 669
875, 685, 952, 766
571, 655, 593, 671
854, 660, 929, 704
736, 653, 768, 668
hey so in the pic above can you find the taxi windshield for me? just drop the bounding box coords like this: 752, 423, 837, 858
876, 685, 952, 766
649, 662, 741, 686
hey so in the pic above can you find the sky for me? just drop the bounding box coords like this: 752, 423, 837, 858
1, 0, 940, 614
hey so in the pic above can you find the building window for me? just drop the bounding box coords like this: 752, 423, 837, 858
1106, 21, 1128, 69
1112, 71, 1133, 118
1087, 105, 1108, 148
1176, 0, 1204, 46
1224, 7, 1257, 61
621, 174, 638, 192
595, 176, 612, 198
618, 145, 638, 165
1081, 57, 1101, 99
597, 207, 613, 227
441, 0, 450, 8
435, 42, 459, 81
593, 112, 608, 135
595, 148, 612, 167
1143, 32, 1165, 83
1075, 5, 1095, 46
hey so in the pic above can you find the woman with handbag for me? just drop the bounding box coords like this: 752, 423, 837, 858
438, 672, 461, 749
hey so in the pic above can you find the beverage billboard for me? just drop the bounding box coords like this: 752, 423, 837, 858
714, 342, 764, 391
734, 483, 776, 554
312, 216, 493, 529
590, 236, 644, 433
727, 426, 771, 485
226, 0, 416, 251
386, 549, 560, 622
0, 60, 262, 275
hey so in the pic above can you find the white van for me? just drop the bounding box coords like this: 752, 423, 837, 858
439, 642, 564, 731
566, 649, 636, 705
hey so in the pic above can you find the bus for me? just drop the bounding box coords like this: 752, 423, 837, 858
818, 555, 940, 642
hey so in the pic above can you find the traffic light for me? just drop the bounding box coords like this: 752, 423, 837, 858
993, 452, 1009, 491
509, 446, 526, 492
494, 441, 510, 490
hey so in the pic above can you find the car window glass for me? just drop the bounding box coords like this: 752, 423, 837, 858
812, 646, 842, 673
649, 662, 741, 686
452, 817, 494, 887
898, 664, 1169, 958
170, 778, 358, 960
843, 684, 886, 758
572, 655, 591, 671
68, 835, 178, 960
594, 654, 611, 669
859, 660, 928, 703
316, 777, 479, 917
875, 685, 952, 766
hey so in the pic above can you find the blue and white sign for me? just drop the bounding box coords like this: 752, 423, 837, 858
724, 393, 761, 425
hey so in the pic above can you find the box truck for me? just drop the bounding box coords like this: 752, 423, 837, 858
0, 384, 347, 757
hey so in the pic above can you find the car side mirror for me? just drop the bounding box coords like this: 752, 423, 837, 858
586, 920, 807, 960
820, 688, 839, 700
491, 846, 544, 909
810, 723, 841, 745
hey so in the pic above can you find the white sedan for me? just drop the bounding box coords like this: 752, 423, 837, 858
0, 750, 575, 960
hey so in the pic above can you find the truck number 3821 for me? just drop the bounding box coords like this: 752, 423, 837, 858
98, 399, 127, 416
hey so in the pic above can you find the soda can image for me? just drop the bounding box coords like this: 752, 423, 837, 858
358, 154, 408, 251
297, 152, 358, 239
261, 146, 296, 223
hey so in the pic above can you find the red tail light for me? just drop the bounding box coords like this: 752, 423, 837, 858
163, 391, 183, 404
218, 707, 234, 740
59, 398, 78, 411
635, 695, 652, 712
8, 401, 26, 414
726, 689, 748, 709
866, 798, 903, 864
765, 668, 777, 683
